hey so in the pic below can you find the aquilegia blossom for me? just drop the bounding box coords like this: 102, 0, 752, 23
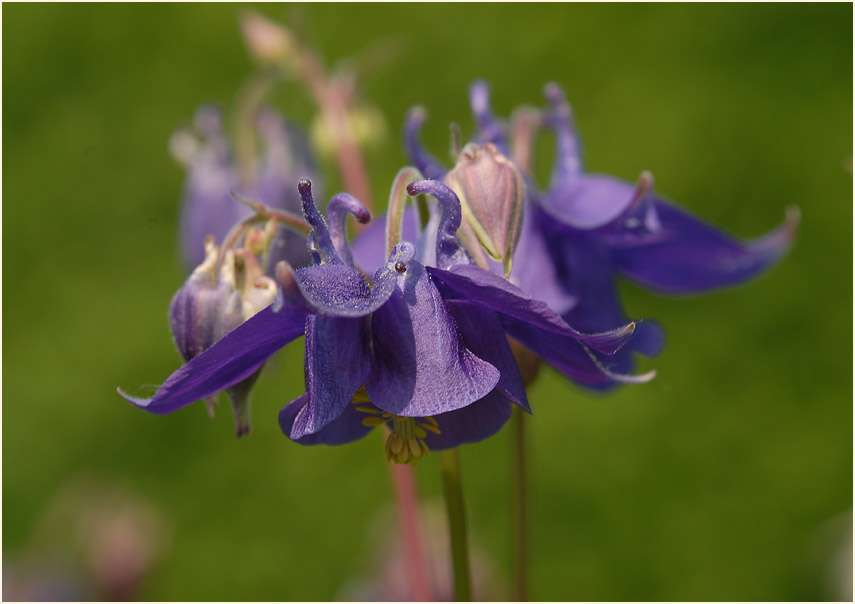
171, 105, 321, 272
400, 81, 798, 377
120, 176, 649, 461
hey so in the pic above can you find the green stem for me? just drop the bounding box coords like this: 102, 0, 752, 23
511, 405, 529, 601
232, 68, 282, 186
439, 448, 472, 602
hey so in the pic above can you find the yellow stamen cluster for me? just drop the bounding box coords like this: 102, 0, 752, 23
351, 388, 441, 465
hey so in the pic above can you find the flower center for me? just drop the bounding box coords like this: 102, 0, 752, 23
352, 388, 441, 465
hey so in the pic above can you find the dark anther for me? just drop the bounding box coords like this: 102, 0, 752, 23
394, 262, 407, 274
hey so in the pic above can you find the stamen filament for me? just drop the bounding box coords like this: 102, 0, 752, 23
351, 394, 441, 466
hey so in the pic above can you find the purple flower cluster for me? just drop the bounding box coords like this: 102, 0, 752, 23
120, 82, 796, 462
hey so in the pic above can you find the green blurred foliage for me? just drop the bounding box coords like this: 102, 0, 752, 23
3, 3, 851, 601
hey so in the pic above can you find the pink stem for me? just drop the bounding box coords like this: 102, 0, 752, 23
297, 52, 375, 221
389, 463, 433, 601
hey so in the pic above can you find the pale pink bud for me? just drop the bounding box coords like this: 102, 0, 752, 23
444, 143, 525, 275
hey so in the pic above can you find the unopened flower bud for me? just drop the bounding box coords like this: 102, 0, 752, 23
239, 11, 297, 66
444, 143, 525, 275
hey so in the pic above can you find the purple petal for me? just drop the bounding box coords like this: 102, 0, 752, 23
175, 106, 243, 269
508, 206, 578, 316
546, 228, 664, 384
626, 320, 665, 358
555, 233, 666, 359
447, 302, 530, 413
543, 82, 584, 186
469, 80, 511, 155
367, 262, 499, 417
426, 264, 636, 355
119, 305, 306, 414
277, 263, 396, 317
499, 316, 655, 386
610, 200, 799, 293
423, 389, 513, 450
403, 107, 447, 181
279, 394, 372, 446
541, 174, 642, 230
289, 316, 371, 439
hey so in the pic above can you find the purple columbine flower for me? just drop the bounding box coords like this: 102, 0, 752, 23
400, 81, 799, 379
120, 178, 647, 461
170, 105, 321, 272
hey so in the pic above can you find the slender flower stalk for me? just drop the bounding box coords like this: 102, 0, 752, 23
216, 193, 311, 273
233, 68, 281, 185
240, 22, 419, 588
239, 12, 377, 212
439, 449, 472, 602
389, 462, 433, 601
511, 406, 528, 602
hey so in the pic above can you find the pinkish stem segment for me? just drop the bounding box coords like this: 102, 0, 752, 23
296, 51, 375, 217
389, 463, 434, 601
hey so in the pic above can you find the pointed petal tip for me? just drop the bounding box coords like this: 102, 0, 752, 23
623, 368, 657, 384
117, 386, 154, 410
582, 344, 658, 385
607, 366, 657, 385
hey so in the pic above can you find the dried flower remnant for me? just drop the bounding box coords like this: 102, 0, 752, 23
168, 237, 277, 435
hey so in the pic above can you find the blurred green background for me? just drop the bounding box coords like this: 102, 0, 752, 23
3, 3, 852, 601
